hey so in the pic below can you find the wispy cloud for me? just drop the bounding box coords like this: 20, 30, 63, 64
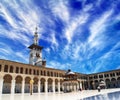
0, 0, 119, 74
47, 61, 71, 70
64, 13, 89, 43
88, 10, 113, 43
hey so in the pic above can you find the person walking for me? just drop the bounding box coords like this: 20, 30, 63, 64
97, 86, 101, 92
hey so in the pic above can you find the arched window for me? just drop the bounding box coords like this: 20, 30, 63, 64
29, 69, 32, 74
16, 67, 19, 73
0, 65, 1, 71
37, 70, 39, 75
34, 69, 36, 75
25, 68, 28, 74
47, 71, 50, 76
4, 65, 8, 72
44, 71, 46, 76
10, 66, 13, 73
41, 70, 43, 75
51, 72, 53, 76
20, 67, 23, 74
57, 73, 58, 77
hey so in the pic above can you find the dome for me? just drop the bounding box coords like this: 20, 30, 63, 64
65, 69, 75, 75
67, 71, 75, 75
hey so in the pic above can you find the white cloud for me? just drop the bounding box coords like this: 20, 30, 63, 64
64, 13, 89, 43
51, 33, 58, 48
47, 61, 71, 70
88, 10, 113, 43
44, 48, 51, 54
117, 66, 120, 69
0, 0, 42, 47
16, 52, 28, 63
50, 0, 69, 22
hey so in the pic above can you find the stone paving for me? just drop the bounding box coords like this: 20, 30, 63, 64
0, 88, 120, 100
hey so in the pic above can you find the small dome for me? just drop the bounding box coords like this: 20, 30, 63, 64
67, 71, 75, 75
100, 81, 105, 84
66, 69, 75, 75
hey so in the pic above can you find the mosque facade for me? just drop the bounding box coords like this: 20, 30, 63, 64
0, 28, 120, 94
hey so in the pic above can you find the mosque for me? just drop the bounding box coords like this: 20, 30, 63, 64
0, 28, 120, 94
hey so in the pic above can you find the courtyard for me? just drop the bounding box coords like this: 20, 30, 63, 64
0, 88, 120, 100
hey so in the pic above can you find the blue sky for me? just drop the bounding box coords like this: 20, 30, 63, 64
0, 0, 120, 74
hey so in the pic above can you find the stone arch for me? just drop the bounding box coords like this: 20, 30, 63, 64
60, 79, 63, 91
15, 75, 23, 93
94, 80, 99, 89
25, 77, 31, 93
111, 78, 117, 88
105, 79, 110, 88
90, 81, 94, 89
40, 78, 46, 92
55, 79, 58, 92
33, 77, 39, 93
3, 74, 12, 93
48, 78, 53, 92
117, 77, 120, 88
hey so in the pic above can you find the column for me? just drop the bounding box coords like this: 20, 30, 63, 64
0, 78, 3, 94
38, 80, 40, 93
52, 81, 55, 93
74, 84, 76, 91
45, 81, 48, 93
11, 79, 15, 94
79, 82, 82, 90
82, 81, 85, 90
58, 82, 60, 93
77, 83, 79, 91
22, 80, 25, 93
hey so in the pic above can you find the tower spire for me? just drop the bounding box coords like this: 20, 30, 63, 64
34, 27, 38, 45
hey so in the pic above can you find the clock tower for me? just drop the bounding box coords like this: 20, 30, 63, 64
28, 28, 46, 67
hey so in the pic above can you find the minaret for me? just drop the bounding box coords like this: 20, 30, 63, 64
28, 27, 46, 67
34, 27, 38, 45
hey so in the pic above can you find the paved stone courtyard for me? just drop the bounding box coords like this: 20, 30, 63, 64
0, 88, 120, 100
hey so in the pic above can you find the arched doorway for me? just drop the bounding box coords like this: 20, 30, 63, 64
94, 80, 99, 89
3, 74, 12, 94
90, 81, 93, 89
25, 77, 31, 93
33, 77, 38, 93
117, 77, 120, 88
48, 78, 53, 92
111, 78, 117, 88
15, 76, 22, 93
40, 78, 45, 92
55, 79, 58, 92
105, 79, 110, 88
60, 79, 63, 91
